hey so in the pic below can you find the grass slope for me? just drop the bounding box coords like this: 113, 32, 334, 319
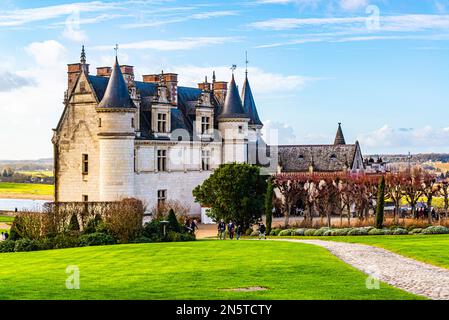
323, 235, 449, 270
0, 240, 419, 300
0, 182, 53, 197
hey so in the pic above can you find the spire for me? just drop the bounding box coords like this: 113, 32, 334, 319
97, 56, 135, 109
241, 72, 263, 127
218, 74, 248, 120
334, 123, 346, 145
80, 45, 86, 64
245, 51, 248, 77
212, 71, 216, 83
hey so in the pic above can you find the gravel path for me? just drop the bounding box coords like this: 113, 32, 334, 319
277, 239, 449, 300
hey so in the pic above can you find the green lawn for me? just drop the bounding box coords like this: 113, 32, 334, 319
320, 234, 449, 270
0, 240, 419, 300
0, 182, 53, 197
0, 215, 14, 223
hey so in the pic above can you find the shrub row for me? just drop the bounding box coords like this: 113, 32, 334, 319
269, 225, 449, 237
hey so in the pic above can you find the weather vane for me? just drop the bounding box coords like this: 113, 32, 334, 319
231, 64, 237, 74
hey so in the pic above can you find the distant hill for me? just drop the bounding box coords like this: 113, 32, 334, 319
0, 158, 53, 171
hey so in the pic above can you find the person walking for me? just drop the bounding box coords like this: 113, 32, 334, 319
218, 219, 226, 240
228, 220, 235, 240
258, 222, 267, 240
184, 219, 193, 234
190, 219, 198, 235
0, 232, 4, 241
3, 232, 8, 241
236, 224, 243, 240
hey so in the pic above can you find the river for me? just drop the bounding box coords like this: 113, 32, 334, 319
0, 198, 48, 212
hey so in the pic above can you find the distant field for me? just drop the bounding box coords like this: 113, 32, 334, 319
0, 215, 14, 223
0, 182, 54, 198
16, 170, 54, 178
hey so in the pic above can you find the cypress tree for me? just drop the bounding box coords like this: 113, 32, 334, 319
167, 209, 180, 233
265, 178, 274, 235
376, 176, 386, 229
68, 213, 80, 232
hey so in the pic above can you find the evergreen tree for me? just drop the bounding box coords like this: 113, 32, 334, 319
68, 213, 80, 232
376, 176, 386, 229
265, 178, 274, 235
167, 209, 180, 233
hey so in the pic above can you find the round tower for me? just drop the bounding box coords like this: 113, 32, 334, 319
217, 74, 250, 163
97, 56, 136, 201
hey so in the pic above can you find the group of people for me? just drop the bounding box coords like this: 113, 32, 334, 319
184, 219, 199, 235
217, 220, 267, 240
0, 231, 9, 241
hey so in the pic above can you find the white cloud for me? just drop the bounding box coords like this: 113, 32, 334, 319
262, 120, 298, 145
0, 40, 67, 159
357, 125, 449, 153
92, 37, 239, 51
340, 0, 368, 10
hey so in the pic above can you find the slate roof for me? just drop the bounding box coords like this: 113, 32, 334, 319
278, 144, 359, 172
97, 57, 136, 109
218, 74, 248, 120
241, 75, 263, 126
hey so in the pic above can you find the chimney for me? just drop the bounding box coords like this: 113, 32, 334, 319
143, 73, 178, 105
213, 81, 227, 105
198, 76, 211, 91
120, 65, 135, 88
96, 67, 112, 77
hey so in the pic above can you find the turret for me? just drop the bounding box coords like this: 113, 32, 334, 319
334, 123, 346, 145
218, 74, 250, 163
97, 56, 136, 201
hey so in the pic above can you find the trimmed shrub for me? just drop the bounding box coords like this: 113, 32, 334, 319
393, 228, 409, 235
245, 228, 253, 236
410, 228, 423, 234
305, 229, 316, 236
79, 232, 116, 247
295, 229, 305, 236
84, 214, 103, 234
279, 229, 294, 237
332, 228, 352, 236
52, 233, 80, 249
250, 231, 259, 237
14, 239, 39, 252
36, 238, 55, 251
167, 209, 181, 233
422, 226, 449, 235
323, 230, 334, 236
313, 227, 330, 236
0, 240, 15, 253
347, 228, 369, 236
132, 236, 152, 243
368, 228, 386, 235
68, 213, 80, 232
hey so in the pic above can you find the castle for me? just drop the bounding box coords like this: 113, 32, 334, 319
52, 47, 365, 215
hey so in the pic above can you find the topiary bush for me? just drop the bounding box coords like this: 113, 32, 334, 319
0, 240, 15, 253
410, 228, 423, 234
295, 229, 305, 236
14, 239, 39, 252
323, 230, 334, 236
52, 233, 80, 249
368, 228, 386, 235
79, 232, 116, 247
279, 229, 294, 237
332, 228, 352, 236
132, 236, 152, 243
422, 226, 449, 235
347, 228, 369, 236
304, 229, 316, 236
313, 227, 331, 236
393, 228, 409, 235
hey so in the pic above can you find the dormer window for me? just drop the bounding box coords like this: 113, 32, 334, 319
298, 155, 304, 160
330, 154, 337, 160
157, 113, 167, 133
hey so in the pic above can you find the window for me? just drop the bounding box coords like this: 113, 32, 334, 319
330, 154, 337, 161
157, 113, 167, 133
98, 118, 102, 127
202, 150, 210, 171
131, 117, 135, 128
201, 116, 210, 134
238, 125, 243, 134
82, 154, 89, 175
157, 190, 167, 206
82, 195, 88, 202
157, 149, 167, 172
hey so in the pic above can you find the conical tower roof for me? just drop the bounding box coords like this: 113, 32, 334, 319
334, 123, 346, 145
98, 57, 135, 109
241, 74, 263, 126
218, 74, 248, 120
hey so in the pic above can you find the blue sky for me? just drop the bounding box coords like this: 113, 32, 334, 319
1, 0, 449, 159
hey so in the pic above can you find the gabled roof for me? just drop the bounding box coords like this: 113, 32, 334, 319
217, 74, 248, 120
97, 57, 135, 109
241, 75, 263, 126
278, 144, 358, 172
334, 123, 346, 145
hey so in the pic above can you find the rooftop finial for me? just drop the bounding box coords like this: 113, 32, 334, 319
80, 45, 86, 64
231, 64, 237, 75
114, 44, 119, 57
212, 71, 216, 83
245, 51, 249, 77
